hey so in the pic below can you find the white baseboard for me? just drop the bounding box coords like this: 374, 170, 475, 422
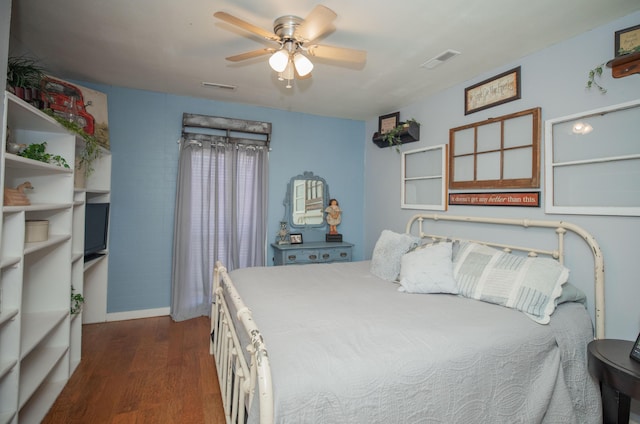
106, 307, 170, 322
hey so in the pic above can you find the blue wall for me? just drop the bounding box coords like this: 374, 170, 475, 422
74, 84, 365, 313
364, 11, 640, 342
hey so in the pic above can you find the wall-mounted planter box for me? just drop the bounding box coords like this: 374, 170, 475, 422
372, 121, 420, 148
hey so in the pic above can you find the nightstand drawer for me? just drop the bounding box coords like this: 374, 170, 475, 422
284, 249, 320, 264
322, 248, 351, 262
272, 241, 354, 266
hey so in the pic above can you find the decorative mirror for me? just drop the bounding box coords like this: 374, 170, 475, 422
284, 171, 330, 229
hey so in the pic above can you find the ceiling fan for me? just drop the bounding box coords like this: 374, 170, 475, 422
214, 5, 367, 88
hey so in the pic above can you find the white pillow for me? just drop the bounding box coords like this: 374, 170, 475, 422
453, 241, 569, 324
370, 230, 420, 281
398, 242, 459, 294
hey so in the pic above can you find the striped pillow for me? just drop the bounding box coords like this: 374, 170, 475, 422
452, 241, 569, 324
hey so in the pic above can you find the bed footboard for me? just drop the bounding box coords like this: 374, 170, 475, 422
210, 261, 273, 424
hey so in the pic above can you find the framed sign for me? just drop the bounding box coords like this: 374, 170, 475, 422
448, 192, 539, 207
378, 112, 399, 134
615, 24, 640, 57
465, 66, 521, 115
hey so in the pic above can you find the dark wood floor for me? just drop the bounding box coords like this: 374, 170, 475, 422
43, 316, 226, 423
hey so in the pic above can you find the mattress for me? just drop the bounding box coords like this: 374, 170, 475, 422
226, 260, 601, 424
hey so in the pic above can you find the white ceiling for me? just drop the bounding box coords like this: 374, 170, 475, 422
8, 0, 640, 121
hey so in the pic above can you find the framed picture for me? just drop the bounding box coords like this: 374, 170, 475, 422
378, 112, 400, 134
290, 233, 303, 244
615, 24, 640, 57
464, 66, 521, 115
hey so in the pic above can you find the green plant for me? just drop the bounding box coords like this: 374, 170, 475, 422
382, 118, 420, 152
18, 142, 70, 168
586, 47, 640, 94
71, 285, 85, 314
586, 63, 607, 93
6, 56, 46, 89
44, 109, 102, 177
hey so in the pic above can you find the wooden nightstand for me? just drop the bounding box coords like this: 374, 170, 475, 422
588, 339, 640, 424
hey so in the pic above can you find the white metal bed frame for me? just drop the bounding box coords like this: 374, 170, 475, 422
209, 214, 605, 424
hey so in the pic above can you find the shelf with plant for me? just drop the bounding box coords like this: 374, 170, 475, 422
372, 118, 421, 151
586, 46, 640, 93
17, 142, 70, 169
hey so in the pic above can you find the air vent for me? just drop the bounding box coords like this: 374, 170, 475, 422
420, 49, 461, 69
201, 82, 237, 90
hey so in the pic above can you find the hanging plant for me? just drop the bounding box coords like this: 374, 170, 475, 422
586, 63, 607, 93
44, 109, 102, 177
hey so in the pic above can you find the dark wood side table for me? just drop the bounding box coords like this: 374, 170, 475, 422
588, 339, 640, 424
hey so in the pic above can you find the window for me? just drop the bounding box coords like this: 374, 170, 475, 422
449, 108, 540, 189
401, 144, 448, 210
545, 99, 640, 216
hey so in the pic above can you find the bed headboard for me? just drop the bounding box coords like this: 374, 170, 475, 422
405, 214, 605, 339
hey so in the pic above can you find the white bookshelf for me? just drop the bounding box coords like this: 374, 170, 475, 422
0, 91, 111, 422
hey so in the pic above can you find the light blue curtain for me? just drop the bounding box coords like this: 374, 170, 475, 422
171, 138, 268, 321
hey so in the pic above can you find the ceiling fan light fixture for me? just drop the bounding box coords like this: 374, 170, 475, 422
269, 49, 289, 72
293, 52, 313, 76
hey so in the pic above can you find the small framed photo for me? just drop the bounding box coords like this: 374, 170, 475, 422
378, 112, 400, 134
290, 233, 303, 244
631, 332, 640, 363
615, 24, 640, 57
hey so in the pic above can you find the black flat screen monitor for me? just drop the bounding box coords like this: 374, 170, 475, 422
84, 203, 109, 260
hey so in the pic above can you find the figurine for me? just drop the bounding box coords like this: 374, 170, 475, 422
325, 198, 341, 235
4, 181, 33, 206
277, 221, 290, 244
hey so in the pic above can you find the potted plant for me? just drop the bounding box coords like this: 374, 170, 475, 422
18, 142, 70, 168
71, 285, 85, 314
6, 56, 46, 103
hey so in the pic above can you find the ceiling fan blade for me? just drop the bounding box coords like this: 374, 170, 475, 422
306, 44, 367, 63
295, 5, 337, 42
214, 11, 280, 42
226, 48, 275, 62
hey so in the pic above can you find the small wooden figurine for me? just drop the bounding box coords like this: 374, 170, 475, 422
3, 181, 33, 206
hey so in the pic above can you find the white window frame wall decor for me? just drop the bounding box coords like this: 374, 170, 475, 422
544, 98, 640, 217
401, 144, 448, 210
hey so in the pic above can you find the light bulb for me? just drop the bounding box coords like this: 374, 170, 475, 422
293, 52, 313, 76
269, 49, 289, 72
282, 60, 294, 80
